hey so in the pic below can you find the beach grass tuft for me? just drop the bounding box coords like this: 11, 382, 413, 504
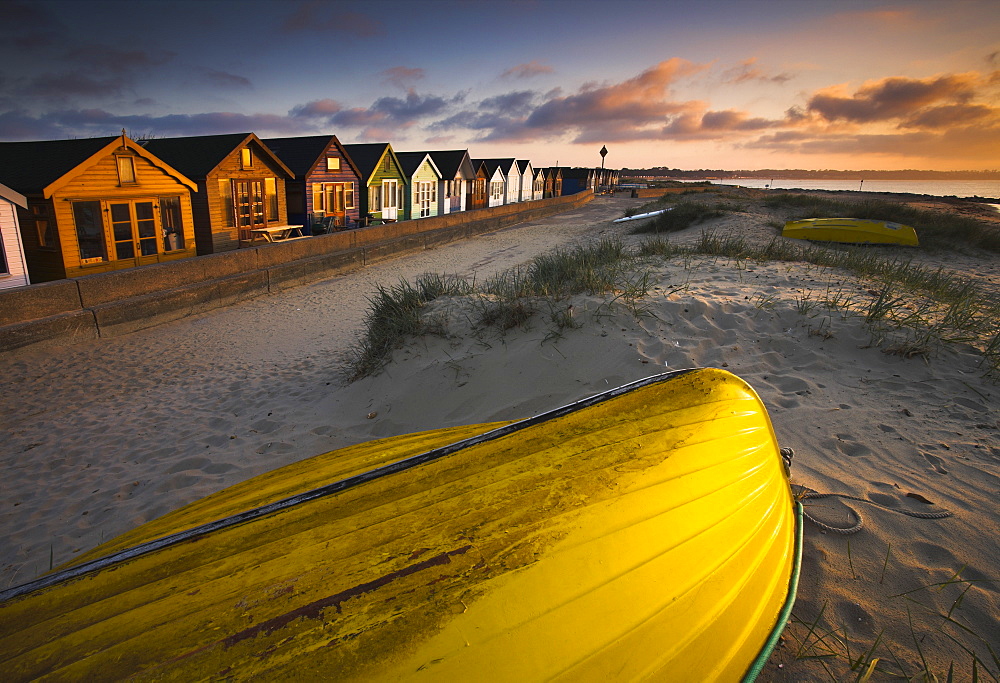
628, 201, 727, 234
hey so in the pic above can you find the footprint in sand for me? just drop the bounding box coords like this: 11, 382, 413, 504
834, 434, 872, 457
921, 451, 949, 474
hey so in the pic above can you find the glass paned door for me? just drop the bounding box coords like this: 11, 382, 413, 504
382, 179, 398, 220
233, 180, 265, 241
109, 200, 161, 266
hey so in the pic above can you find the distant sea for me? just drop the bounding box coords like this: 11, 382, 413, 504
686, 177, 1000, 201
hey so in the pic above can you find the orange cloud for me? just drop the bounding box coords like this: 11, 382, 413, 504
807, 73, 985, 123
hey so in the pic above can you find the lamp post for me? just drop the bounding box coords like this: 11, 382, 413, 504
599, 145, 608, 193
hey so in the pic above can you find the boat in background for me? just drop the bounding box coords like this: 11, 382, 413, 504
782, 217, 919, 246
612, 207, 672, 222
0, 368, 801, 682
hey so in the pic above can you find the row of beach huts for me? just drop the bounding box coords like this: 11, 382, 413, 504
0, 132, 619, 288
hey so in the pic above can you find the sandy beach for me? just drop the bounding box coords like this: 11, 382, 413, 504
2, 190, 998, 680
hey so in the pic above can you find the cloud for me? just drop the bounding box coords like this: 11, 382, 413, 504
0, 0, 66, 48
807, 73, 982, 123
720, 59, 793, 85
501, 61, 554, 80
381, 66, 425, 88
290, 98, 343, 118
325, 89, 462, 129
901, 103, 998, 129
479, 90, 537, 114
200, 68, 253, 90
20, 71, 129, 100
63, 45, 175, 75
281, 1, 382, 37
0, 108, 318, 140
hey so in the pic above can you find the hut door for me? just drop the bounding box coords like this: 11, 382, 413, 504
233, 180, 265, 241
109, 200, 160, 268
382, 179, 398, 220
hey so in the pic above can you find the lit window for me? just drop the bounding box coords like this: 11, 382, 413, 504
265, 177, 278, 220
241, 148, 253, 169
326, 157, 340, 171
117, 156, 136, 185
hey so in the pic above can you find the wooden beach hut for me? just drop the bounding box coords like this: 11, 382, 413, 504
427, 150, 475, 214
0, 135, 197, 283
142, 134, 293, 254
0, 182, 30, 289
477, 158, 518, 205
341, 143, 407, 224
516, 160, 535, 202
532, 167, 546, 201
560, 167, 594, 195
263, 135, 362, 233
469, 159, 489, 211
395, 152, 442, 220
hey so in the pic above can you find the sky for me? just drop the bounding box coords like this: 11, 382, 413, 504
1, 0, 998, 171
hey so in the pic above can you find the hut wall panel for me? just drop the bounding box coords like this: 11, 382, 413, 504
50, 154, 197, 280
305, 152, 362, 226
204, 142, 289, 253
0, 200, 30, 289
407, 161, 439, 220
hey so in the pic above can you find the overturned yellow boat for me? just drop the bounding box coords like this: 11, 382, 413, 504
0, 368, 801, 682
783, 217, 919, 246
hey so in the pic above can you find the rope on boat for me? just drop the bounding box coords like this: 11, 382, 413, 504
781, 448, 953, 535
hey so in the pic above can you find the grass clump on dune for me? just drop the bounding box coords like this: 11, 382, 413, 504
347, 239, 645, 379
627, 201, 727, 234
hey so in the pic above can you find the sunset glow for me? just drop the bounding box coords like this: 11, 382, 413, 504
1, 0, 997, 171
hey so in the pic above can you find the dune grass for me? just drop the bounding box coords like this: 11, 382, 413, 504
346, 238, 646, 379
626, 200, 728, 234
348, 228, 1000, 381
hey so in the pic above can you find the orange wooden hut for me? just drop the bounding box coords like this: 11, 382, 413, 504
0, 134, 197, 283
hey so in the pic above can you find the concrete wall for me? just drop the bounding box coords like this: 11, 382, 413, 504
0, 191, 592, 352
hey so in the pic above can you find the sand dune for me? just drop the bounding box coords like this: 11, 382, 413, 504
1, 192, 997, 680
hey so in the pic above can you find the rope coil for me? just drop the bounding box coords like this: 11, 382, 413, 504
781, 448, 953, 535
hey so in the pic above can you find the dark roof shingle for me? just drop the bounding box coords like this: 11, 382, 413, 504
0, 137, 118, 194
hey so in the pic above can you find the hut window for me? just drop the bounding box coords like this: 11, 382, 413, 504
383, 157, 390, 173
314, 182, 355, 213
219, 180, 235, 227
326, 157, 340, 171
31, 205, 56, 249
369, 185, 381, 211
265, 178, 278, 220
159, 196, 184, 251
116, 156, 137, 185
241, 148, 253, 169
72, 201, 107, 262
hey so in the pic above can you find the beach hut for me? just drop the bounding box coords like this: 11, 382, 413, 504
532, 167, 546, 201
559, 167, 594, 195
342, 143, 407, 224
468, 160, 489, 211
477, 158, 518, 205
427, 150, 475, 214
0, 134, 197, 283
0, 182, 30, 289
516, 160, 534, 202
395, 152, 442, 220
263, 135, 362, 233
143, 133, 293, 254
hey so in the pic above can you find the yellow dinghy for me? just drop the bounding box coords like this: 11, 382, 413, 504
0, 368, 801, 682
783, 217, 919, 246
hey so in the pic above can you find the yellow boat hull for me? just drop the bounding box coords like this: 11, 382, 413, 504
783, 217, 919, 246
0, 368, 800, 682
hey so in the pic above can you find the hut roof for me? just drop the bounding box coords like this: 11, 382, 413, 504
0, 137, 118, 194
